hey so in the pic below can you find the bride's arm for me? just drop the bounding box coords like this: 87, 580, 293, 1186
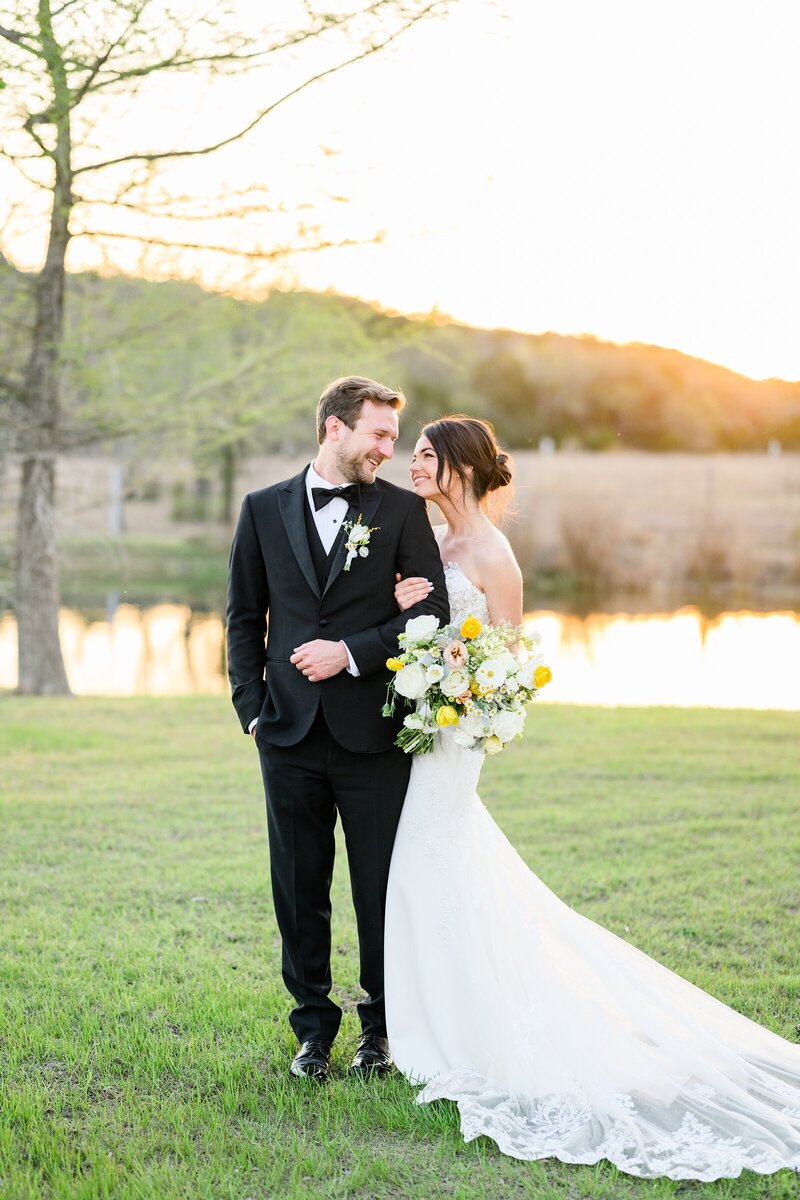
481, 542, 524, 630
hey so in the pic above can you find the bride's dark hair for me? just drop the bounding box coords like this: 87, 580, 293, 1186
421, 415, 513, 513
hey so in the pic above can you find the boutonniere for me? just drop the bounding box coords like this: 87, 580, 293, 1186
342, 514, 380, 571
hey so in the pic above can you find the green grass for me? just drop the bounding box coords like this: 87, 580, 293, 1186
1, 699, 798, 1199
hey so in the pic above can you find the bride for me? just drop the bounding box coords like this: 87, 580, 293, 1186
384, 415, 800, 1181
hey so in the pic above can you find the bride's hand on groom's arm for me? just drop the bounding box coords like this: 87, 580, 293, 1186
394, 573, 434, 613
290, 639, 350, 682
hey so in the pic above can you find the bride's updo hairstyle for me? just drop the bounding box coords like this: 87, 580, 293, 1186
421, 415, 513, 515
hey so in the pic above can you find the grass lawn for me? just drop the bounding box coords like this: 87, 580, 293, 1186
1, 698, 798, 1199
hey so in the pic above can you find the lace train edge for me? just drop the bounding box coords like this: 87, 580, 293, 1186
415, 1070, 800, 1182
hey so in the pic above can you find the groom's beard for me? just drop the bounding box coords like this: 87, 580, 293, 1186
334, 443, 385, 485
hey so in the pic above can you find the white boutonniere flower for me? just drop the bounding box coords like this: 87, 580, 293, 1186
342, 514, 380, 571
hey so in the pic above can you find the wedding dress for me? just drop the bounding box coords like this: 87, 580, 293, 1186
384, 561, 800, 1181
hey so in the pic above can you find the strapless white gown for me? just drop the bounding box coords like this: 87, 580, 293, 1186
384, 562, 800, 1181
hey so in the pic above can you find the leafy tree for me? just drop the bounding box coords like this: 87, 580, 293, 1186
0, 0, 455, 693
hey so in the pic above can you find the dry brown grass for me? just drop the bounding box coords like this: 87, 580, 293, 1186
2, 450, 799, 606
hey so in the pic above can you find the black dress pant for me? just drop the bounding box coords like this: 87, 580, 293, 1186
259, 708, 411, 1045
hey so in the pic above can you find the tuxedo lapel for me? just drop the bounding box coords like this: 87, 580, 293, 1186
277, 469, 321, 600
322, 484, 386, 599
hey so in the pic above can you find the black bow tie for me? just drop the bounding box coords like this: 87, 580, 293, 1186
311, 483, 361, 511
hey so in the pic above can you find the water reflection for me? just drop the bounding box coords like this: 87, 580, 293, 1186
0, 605, 797, 709
0, 604, 227, 696
525, 610, 799, 710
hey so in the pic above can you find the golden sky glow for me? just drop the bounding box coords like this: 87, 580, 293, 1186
3, 0, 799, 380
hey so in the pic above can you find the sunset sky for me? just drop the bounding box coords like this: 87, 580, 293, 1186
3, 0, 799, 380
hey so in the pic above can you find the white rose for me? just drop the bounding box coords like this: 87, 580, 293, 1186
440, 667, 469, 697
394, 662, 429, 700
491, 709, 526, 743
475, 658, 507, 690
404, 614, 440, 642
425, 663, 444, 684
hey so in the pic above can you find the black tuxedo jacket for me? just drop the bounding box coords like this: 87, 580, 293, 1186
226, 466, 450, 753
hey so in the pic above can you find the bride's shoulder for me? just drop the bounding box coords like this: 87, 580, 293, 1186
480, 528, 520, 572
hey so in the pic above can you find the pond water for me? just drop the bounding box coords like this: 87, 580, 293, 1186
1, 604, 797, 710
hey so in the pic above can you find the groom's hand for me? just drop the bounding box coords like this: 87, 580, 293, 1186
291, 639, 349, 682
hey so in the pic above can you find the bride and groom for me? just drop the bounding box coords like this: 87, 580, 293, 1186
226, 376, 800, 1181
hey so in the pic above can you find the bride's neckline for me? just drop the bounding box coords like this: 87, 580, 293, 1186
444, 560, 485, 595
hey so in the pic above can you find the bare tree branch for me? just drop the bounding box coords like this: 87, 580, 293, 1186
70, 227, 377, 259
74, 5, 443, 175
0, 23, 41, 55
73, 194, 286, 220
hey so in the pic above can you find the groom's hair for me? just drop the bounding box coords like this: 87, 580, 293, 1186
317, 376, 406, 444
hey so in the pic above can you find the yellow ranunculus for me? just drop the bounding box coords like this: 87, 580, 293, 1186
436, 705, 459, 727
534, 665, 552, 688
386, 657, 405, 672
460, 616, 482, 640
483, 735, 504, 755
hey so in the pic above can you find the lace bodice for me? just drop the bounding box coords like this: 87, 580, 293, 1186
444, 561, 490, 626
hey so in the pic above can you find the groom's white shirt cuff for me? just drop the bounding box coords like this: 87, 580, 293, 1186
250, 465, 361, 734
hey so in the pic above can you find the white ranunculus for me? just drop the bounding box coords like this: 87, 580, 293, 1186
425, 663, 444, 684
517, 659, 537, 689
403, 614, 440, 642
504, 676, 520, 695
359, 546, 369, 557
458, 711, 486, 739
403, 712, 424, 730
350, 523, 368, 540
452, 730, 477, 749
440, 667, 469, 697
475, 658, 508, 690
528, 628, 543, 645
491, 709, 526, 743
496, 648, 517, 674
394, 662, 429, 700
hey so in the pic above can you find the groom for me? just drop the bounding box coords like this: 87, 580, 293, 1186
226, 376, 449, 1081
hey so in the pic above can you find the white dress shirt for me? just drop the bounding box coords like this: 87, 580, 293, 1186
249, 463, 360, 734
304, 460, 351, 554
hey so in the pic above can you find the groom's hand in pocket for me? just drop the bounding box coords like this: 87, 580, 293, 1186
291, 639, 349, 682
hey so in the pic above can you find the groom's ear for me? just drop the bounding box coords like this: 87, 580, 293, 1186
324, 415, 342, 442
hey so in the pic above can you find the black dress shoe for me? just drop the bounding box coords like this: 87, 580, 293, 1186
289, 1039, 332, 1082
349, 1033, 392, 1077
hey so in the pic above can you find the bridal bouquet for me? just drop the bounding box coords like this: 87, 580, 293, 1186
383, 613, 552, 755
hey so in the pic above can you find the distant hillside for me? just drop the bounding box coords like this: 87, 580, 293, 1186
2, 264, 799, 456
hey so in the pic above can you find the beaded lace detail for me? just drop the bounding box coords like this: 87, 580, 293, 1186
443, 562, 489, 627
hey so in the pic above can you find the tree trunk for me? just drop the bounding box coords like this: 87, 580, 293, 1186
219, 442, 238, 524
15, 8, 73, 694
15, 453, 70, 693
